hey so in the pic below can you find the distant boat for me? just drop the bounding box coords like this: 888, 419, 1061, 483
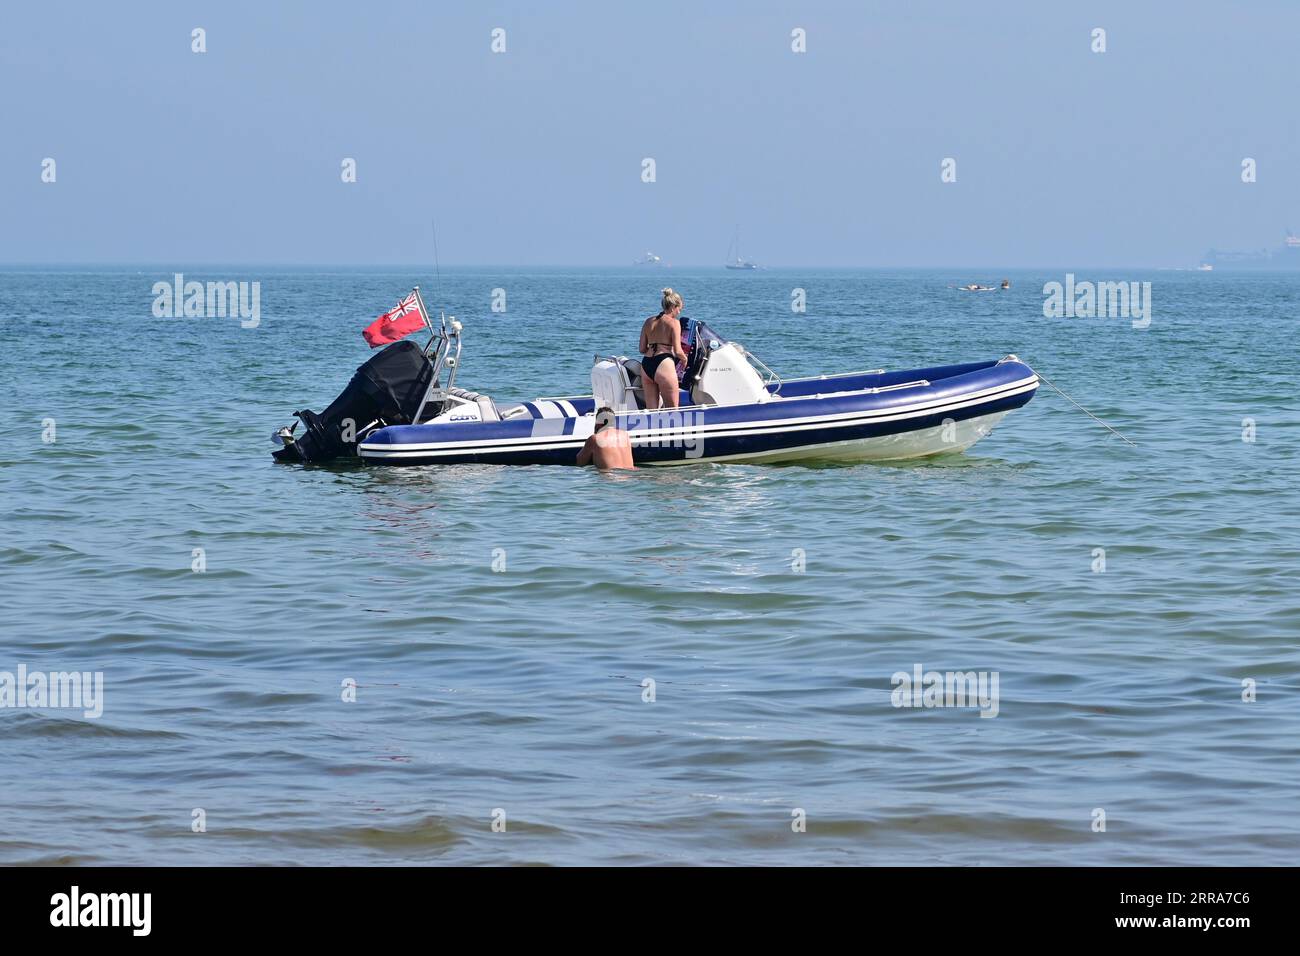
1201, 228, 1300, 270
724, 227, 760, 270
634, 251, 666, 267
1196, 263, 1213, 272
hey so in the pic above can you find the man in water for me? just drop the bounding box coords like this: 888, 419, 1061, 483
576, 408, 635, 470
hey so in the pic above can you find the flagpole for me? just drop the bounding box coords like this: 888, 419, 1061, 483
411, 284, 441, 424
412, 285, 437, 354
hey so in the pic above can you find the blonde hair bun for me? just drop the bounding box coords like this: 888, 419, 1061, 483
660, 287, 683, 312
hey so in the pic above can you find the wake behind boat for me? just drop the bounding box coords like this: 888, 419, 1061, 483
272, 292, 1039, 467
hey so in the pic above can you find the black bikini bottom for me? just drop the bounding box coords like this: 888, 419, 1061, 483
642, 353, 676, 378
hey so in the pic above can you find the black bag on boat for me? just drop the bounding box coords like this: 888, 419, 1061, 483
280, 340, 434, 462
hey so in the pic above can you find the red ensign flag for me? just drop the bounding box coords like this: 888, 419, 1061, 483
362, 293, 425, 348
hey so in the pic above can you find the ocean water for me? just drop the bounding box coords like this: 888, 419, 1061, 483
1, 266, 1297, 866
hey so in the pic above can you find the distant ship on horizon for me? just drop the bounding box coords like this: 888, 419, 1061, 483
1201, 230, 1300, 270
634, 251, 668, 267
724, 226, 760, 270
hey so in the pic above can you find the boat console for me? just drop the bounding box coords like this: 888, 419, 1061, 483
590, 320, 776, 412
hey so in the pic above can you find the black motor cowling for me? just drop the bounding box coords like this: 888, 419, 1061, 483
273, 339, 434, 463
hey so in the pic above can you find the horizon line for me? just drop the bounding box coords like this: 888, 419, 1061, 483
0, 262, 1224, 272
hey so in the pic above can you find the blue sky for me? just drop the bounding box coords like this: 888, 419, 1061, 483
2, 0, 1297, 266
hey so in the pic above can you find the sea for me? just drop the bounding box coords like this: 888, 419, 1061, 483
1, 266, 1297, 865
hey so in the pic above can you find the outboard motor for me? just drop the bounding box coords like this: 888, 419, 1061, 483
273, 340, 434, 463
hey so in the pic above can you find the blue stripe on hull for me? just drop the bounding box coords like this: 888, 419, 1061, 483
360, 360, 1037, 466
636, 381, 1033, 464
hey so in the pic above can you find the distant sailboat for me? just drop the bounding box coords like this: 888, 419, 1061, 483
724, 227, 759, 270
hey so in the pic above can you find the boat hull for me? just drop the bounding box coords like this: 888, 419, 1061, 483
692, 410, 1009, 464
357, 359, 1038, 467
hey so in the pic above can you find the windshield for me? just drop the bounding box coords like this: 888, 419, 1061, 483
690, 319, 724, 349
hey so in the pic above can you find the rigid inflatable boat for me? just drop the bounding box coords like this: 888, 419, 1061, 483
272, 316, 1038, 466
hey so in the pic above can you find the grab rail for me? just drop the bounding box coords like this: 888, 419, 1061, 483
868, 379, 930, 394
814, 369, 885, 379
739, 346, 783, 395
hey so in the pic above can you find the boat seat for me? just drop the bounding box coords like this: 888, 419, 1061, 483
620, 357, 691, 408
447, 385, 508, 423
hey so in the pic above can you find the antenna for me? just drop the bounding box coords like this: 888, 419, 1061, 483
431, 217, 443, 315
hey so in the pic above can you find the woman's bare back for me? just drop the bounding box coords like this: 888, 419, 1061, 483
641, 313, 681, 356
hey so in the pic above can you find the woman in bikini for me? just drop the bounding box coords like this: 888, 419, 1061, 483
638, 288, 687, 409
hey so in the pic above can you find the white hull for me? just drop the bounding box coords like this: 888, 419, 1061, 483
643, 411, 1010, 466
